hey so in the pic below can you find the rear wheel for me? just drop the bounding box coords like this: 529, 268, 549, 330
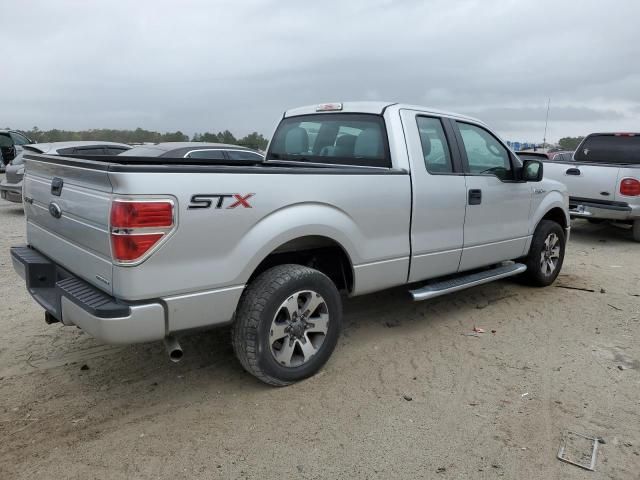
521, 220, 566, 287
633, 219, 640, 242
232, 264, 342, 386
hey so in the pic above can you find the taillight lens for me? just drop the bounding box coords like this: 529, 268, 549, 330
111, 234, 164, 262
620, 178, 640, 196
110, 199, 175, 264
110, 201, 173, 228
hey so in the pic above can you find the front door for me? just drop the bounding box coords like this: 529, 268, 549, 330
452, 121, 532, 271
401, 110, 468, 282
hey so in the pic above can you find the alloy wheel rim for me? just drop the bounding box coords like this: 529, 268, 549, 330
269, 290, 329, 367
540, 233, 560, 276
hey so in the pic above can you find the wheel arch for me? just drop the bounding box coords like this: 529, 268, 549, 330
530, 192, 570, 233
540, 206, 569, 230
248, 235, 355, 294
233, 203, 362, 293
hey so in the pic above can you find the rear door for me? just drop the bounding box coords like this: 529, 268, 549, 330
400, 110, 467, 282
453, 121, 532, 271
22, 155, 114, 293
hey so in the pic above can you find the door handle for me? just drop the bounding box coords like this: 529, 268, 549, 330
468, 189, 482, 205
565, 168, 581, 176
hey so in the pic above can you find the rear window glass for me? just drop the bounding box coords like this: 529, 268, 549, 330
105, 147, 129, 155
518, 153, 549, 162
186, 149, 226, 160
574, 135, 640, 164
227, 150, 263, 161
74, 147, 107, 155
119, 146, 166, 157
268, 113, 390, 168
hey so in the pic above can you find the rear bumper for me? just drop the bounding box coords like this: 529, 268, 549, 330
11, 245, 165, 344
0, 180, 22, 203
569, 197, 639, 221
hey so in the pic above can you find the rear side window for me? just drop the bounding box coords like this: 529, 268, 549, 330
186, 149, 226, 160
226, 150, 263, 161
268, 113, 391, 168
574, 135, 640, 164
416, 117, 453, 173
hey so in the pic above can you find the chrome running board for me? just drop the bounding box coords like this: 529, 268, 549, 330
410, 263, 527, 301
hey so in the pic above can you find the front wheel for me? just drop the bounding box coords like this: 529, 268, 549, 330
232, 264, 342, 386
520, 220, 566, 287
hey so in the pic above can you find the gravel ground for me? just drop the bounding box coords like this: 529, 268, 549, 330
0, 194, 639, 479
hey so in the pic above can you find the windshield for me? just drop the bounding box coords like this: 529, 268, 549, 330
267, 113, 390, 167
574, 134, 640, 164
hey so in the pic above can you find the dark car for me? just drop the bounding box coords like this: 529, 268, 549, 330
119, 142, 264, 161
547, 151, 574, 162
0, 130, 33, 173
516, 151, 550, 162
0, 141, 131, 203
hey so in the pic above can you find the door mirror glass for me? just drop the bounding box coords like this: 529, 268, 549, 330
522, 159, 543, 182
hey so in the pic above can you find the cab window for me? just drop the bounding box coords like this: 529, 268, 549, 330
457, 122, 513, 180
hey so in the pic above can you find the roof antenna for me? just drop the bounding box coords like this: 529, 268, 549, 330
542, 97, 551, 148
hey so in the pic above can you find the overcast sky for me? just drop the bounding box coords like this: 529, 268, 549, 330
3, 0, 640, 143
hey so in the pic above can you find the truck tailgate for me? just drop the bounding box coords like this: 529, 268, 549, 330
22, 155, 114, 294
543, 161, 620, 201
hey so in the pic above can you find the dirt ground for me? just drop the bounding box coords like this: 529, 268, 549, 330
1, 195, 639, 480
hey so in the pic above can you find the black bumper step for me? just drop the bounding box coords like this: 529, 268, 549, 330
10, 245, 130, 319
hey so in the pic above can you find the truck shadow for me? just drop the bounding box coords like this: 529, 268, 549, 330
569, 218, 635, 244
0, 202, 24, 215
60, 279, 526, 395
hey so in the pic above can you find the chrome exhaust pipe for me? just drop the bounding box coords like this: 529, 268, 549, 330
163, 336, 183, 363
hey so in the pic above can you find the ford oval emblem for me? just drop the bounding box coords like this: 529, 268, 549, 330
49, 202, 62, 219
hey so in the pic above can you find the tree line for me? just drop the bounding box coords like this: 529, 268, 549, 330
15, 127, 269, 151
558, 136, 585, 150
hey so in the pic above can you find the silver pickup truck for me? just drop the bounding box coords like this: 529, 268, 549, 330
11, 102, 570, 385
542, 133, 640, 241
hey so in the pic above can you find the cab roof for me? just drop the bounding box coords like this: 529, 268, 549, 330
283, 101, 484, 125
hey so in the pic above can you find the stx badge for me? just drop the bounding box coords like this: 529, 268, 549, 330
188, 193, 254, 210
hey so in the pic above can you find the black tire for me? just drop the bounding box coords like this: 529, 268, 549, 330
633, 219, 640, 242
232, 264, 342, 386
520, 220, 566, 287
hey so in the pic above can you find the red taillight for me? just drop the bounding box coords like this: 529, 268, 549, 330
110, 201, 173, 228
620, 178, 640, 196
111, 234, 164, 261
110, 199, 175, 264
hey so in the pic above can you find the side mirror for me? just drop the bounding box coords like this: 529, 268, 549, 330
522, 159, 543, 182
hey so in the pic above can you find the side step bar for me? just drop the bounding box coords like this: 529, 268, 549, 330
410, 263, 527, 301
